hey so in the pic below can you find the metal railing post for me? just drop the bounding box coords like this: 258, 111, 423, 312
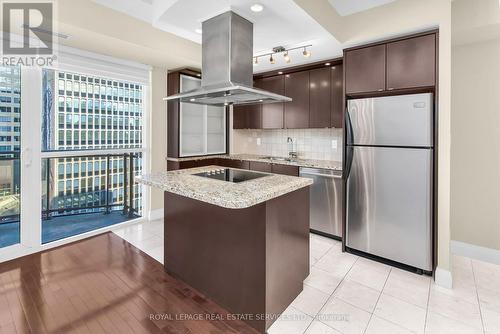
105, 155, 110, 214
122, 153, 128, 215
45, 158, 51, 220
128, 153, 134, 218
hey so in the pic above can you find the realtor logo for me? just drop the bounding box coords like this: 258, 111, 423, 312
2, 1, 53, 55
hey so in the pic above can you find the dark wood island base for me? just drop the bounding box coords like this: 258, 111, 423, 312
163, 187, 310, 333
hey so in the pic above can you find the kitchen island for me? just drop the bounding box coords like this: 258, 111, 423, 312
138, 166, 312, 333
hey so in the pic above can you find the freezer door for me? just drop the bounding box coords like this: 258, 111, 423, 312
346, 146, 432, 270
347, 93, 433, 147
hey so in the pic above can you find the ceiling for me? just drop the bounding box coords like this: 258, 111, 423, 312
327, 0, 396, 16
92, 0, 400, 72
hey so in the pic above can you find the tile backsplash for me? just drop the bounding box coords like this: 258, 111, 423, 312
232, 128, 343, 162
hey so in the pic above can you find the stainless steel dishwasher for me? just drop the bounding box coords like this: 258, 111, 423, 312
299, 167, 343, 239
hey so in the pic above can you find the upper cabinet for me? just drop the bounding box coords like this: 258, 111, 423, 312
256, 76, 284, 129
233, 60, 344, 130
345, 44, 386, 94
167, 70, 227, 158
309, 68, 330, 128
345, 32, 437, 95
386, 34, 436, 90
331, 64, 344, 128
285, 71, 310, 129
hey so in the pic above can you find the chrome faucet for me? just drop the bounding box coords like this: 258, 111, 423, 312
287, 137, 298, 159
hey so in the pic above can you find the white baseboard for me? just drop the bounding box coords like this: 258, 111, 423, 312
148, 208, 164, 221
451, 240, 500, 266
435, 267, 453, 289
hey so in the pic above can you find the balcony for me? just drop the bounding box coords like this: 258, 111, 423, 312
0, 151, 142, 248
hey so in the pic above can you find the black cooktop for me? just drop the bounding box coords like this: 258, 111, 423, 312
193, 168, 268, 183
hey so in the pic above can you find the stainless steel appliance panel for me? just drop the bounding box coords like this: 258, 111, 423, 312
347, 93, 433, 147
300, 168, 342, 238
346, 146, 432, 270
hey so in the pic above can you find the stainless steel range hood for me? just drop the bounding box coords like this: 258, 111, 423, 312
164, 11, 292, 106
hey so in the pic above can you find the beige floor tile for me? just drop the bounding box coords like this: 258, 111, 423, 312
291, 285, 330, 317
478, 286, 500, 313
304, 320, 341, 334
365, 315, 414, 334
268, 306, 314, 334
319, 297, 371, 334
304, 267, 343, 295
428, 288, 483, 330
345, 261, 390, 291
374, 293, 426, 334
431, 279, 478, 306
334, 280, 381, 313
482, 306, 500, 334
425, 311, 483, 334
383, 268, 430, 308
314, 250, 358, 279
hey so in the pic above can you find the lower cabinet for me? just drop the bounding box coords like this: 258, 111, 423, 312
249, 161, 272, 173
170, 158, 299, 176
216, 159, 250, 170
271, 164, 299, 176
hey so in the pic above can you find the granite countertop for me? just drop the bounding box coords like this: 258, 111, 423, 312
166, 154, 342, 171
137, 165, 313, 209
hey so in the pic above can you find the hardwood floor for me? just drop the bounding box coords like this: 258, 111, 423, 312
0, 232, 258, 334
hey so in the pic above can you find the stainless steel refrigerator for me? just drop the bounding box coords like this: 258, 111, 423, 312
345, 93, 433, 272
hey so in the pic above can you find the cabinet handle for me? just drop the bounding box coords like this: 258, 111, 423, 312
388, 87, 394, 91
377, 89, 384, 92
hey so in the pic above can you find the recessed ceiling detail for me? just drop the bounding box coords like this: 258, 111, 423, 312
92, 0, 343, 72
327, 0, 395, 16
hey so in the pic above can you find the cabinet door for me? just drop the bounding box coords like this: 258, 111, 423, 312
331, 63, 344, 128
256, 77, 284, 129
345, 45, 386, 94
249, 161, 272, 173
386, 34, 436, 90
232, 105, 247, 129
217, 159, 249, 170
271, 164, 299, 176
284, 71, 310, 129
309, 68, 331, 128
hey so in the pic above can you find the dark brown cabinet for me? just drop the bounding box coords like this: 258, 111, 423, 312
271, 164, 299, 177
232, 59, 344, 130
217, 159, 250, 170
386, 34, 436, 90
331, 64, 344, 128
256, 77, 284, 129
233, 104, 261, 129
345, 44, 386, 94
309, 68, 331, 128
344, 33, 437, 95
284, 71, 310, 129
249, 161, 272, 173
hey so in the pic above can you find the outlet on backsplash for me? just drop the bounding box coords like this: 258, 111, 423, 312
232, 128, 343, 162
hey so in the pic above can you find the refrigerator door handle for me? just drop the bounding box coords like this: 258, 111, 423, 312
345, 109, 354, 179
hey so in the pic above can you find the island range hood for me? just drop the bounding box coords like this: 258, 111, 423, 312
164, 11, 292, 106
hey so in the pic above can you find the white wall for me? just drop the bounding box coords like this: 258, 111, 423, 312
451, 38, 500, 251
149, 67, 167, 213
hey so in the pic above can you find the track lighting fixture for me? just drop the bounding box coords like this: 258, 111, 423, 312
283, 52, 291, 63
269, 54, 275, 64
302, 47, 311, 58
